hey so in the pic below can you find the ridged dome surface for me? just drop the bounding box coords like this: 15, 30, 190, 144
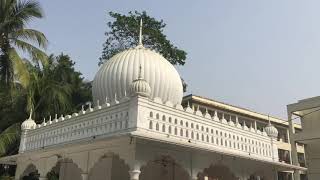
265, 123, 278, 138
92, 46, 183, 105
21, 117, 36, 130
130, 78, 151, 97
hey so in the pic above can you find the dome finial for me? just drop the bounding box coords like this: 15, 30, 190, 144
138, 64, 142, 79
138, 18, 143, 46
28, 109, 33, 120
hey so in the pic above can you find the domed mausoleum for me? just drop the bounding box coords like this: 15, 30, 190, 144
4, 19, 306, 180
92, 45, 183, 105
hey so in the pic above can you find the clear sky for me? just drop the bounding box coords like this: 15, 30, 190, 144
29, 0, 320, 119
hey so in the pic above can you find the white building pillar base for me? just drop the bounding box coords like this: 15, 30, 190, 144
129, 169, 141, 180
293, 170, 300, 180
81, 173, 88, 180
191, 176, 198, 180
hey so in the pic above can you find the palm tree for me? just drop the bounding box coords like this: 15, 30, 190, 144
25, 57, 72, 120
0, 0, 48, 89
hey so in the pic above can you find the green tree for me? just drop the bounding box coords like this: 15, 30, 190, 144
26, 57, 72, 120
0, 0, 48, 89
99, 11, 187, 66
51, 54, 92, 112
0, 86, 26, 157
100, 11, 188, 91
0, 53, 92, 178
25, 53, 92, 120
0, 123, 20, 157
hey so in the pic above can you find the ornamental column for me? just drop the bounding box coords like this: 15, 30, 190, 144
81, 173, 88, 180
128, 160, 141, 180
190, 168, 201, 180
191, 176, 198, 180
129, 169, 141, 180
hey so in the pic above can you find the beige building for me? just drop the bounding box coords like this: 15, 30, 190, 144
288, 96, 320, 180
184, 95, 307, 180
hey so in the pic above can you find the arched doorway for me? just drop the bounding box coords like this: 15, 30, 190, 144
89, 153, 130, 180
140, 155, 190, 180
198, 164, 238, 180
21, 164, 39, 180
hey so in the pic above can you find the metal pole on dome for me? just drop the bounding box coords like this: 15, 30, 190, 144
138, 64, 142, 79
28, 108, 33, 119
268, 114, 271, 125
138, 18, 143, 46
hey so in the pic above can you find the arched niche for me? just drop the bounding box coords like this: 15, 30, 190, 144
21, 164, 39, 180
139, 155, 190, 180
198, 163, 238, 180
88, 152, 130, 180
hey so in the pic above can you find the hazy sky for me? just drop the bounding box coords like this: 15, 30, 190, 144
29, 0, 320, 119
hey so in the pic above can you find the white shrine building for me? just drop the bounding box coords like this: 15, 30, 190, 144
0, 23, 308, 180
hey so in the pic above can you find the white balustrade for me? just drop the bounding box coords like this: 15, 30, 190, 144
23, 101, 130, 151
21, 96, 278, 162
144, 100, 275, 161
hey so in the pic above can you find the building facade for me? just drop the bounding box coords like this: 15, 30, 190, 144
0, 25, 307, 180
287, 96, 320, 180
183, 95, 307, 180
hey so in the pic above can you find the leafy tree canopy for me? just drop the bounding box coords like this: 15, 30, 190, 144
26, 54, 92, 120
0, 53, 92, 157
99, 11, 187, 66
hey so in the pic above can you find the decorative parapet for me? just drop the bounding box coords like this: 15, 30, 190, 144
133, 97, 278, 162
19, 95, 279, 163
20, 98, 131, 152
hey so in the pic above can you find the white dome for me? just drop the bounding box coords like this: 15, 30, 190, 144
92, 46, 183, 105
265, 122, 278, 138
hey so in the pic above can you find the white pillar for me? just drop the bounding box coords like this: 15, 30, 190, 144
81, 173, 88, 180
128, 159, 141, 180
129, 169, 141, 180
287, 129, 291, 144
287, 112, 300, 180
19, 130, 28, 153
39, 177, 48, 180
190, 169, 200, 180
191, 176, 198, 180
254, 121, 257, 131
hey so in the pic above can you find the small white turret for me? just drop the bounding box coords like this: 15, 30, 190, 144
265, 121, 278, 139
21, 109, 36, 130
129, 65, 151, 98
20, 109, 36, 153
